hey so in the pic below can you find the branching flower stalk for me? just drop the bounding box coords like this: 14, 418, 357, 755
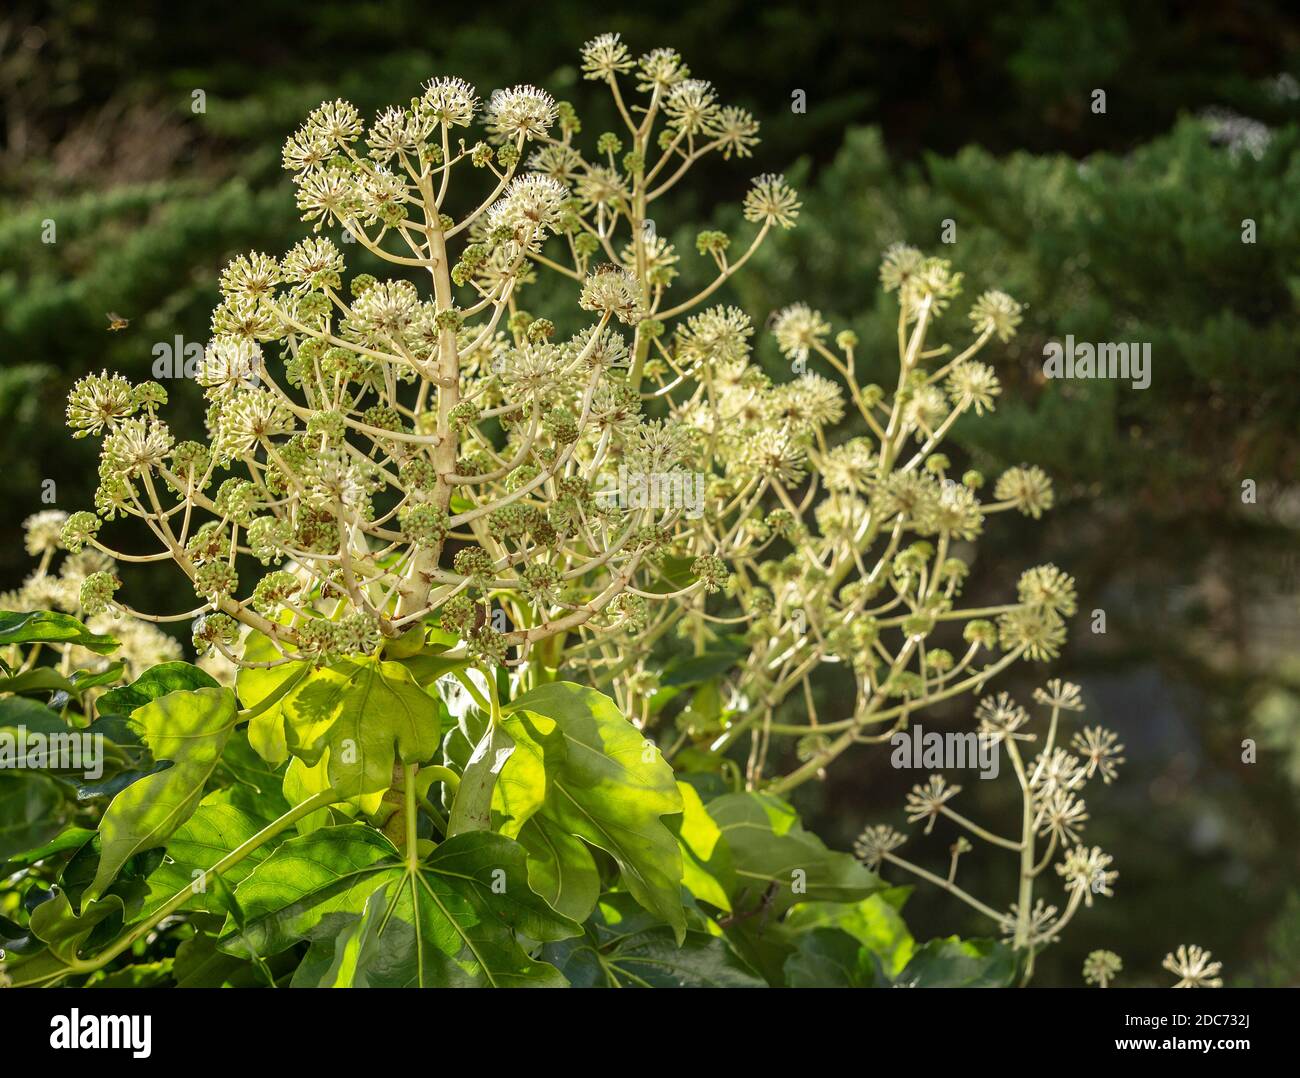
60, 32, 1072, 798
855, 680, 1129, 979
59, 43, 770, 680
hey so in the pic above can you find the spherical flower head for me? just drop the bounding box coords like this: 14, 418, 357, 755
485, 85, 556, 142
211, 293, 284, 341
962, 618, 998, 650
212, 391, 295, 463
294, 165, 360, 230
565, 325, 629, 371
421, 77, 479, 127
488, 174, 570, 241
879, 243, 926, 294
303, 99, 363, 151
529, 142, 584, 183
663, 79, 719, 135
367, 105, 435, 165
454, 546, 494, 585
853, 824, 906, 869
79, 570, 119, 617
1033, 677, 1085, 712
1034, 788, 1089, 844
191, 611, 240, 654
60, 511, 102, 554
771, 303, 829, 363
692, 554, 730, 593
909, 260, 964, 320
916, 479, 984, 540
1162, 944, 1223, 988
905, 774, 961, 833
1071, 725, 1126, 783
975, 691, 1032, 743
821, 438, 877, 494
731, 427, 808, 487
994, 464, 1055, 518
193, 560, 238, 603
67, 371, 138, 438
582, 33, 634, 80
347, 279, 420, 343
771, 374, 845, 432
282, 125, 332, 178
795, 732, 831, 763
998, 605, 1067, 661
219, 251, 282, 300
1082, 949, 1123, 988
743, 173, 800, 229
497, 341, 567, 403
303, 448, 379, 517
247, 516, 291, 565
628, 418, 690, 474
199, 338, 263, 398
102, 416, 174, 475
281, 236, 344, 292
1055, 844, 1116, 906
24, 510, 68, 556
579, 264, 646, 325
1017, 563, 1077, 617
946, 360, 1001, 415
250, 571, 302, 616
998, 899, 1060, 947
439, 594, 477, 636
635, 48, 688, 93
704, 106, 760, 159
970, 289, 1023, 342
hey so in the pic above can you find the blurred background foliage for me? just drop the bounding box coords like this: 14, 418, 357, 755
2, 0, 1297, 985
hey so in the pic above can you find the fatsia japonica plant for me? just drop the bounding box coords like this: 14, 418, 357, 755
0, 33, 1220, 989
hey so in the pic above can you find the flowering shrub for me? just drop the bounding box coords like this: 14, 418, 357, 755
0, 34, 1218, 989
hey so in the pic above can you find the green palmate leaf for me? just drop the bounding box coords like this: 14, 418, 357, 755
28, 891, 124, 964
0, 663, 124, 697
896, 936, 1018, 987
669, 780, 734, 912
172, 929, 287, 988
96, 661, 218, 717
282, 753, 352, 835
499, 682, 686, 940
139, 792, 284, 918
86, 687, 237, 901
0, 609, 117, 654
246, 656, 442, 813
215, 730, 291, 821
0, 826, 94, 871
784, 927, 888, 988
0, 772, 72, 860
706, 791, 882, 916
543, 893, 764, 988
221, 824, 577, 987
785, 886, 917, 977
515, 815, 601, 923
0, 697, 141, 787
302, 886, 391, 987
235, 631, 307, 766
